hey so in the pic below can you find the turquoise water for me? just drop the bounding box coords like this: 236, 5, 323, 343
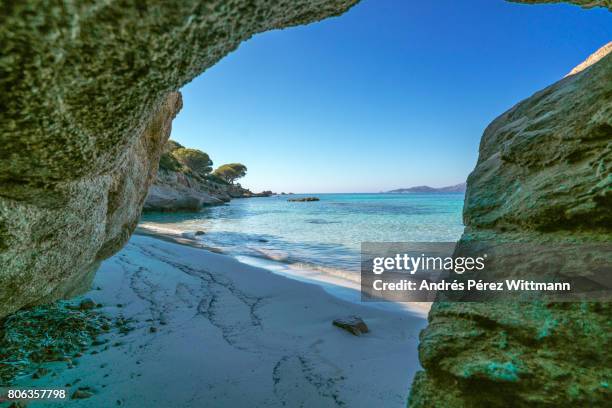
141, 193, 465, 279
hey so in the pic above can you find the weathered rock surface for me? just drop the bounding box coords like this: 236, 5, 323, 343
142, 139, 260, 212
0, 0, 358, 318
463, 46, 611, 233
567, 41, 612, 76
143, 169, 226, 212
0, 91, 181, 318
409, 46, 612, 407
332, 316, 370, 336
143, 159, 270, 212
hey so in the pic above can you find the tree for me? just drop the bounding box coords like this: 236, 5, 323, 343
164, 139, 183, 153
213, 163, 247, 184
158, 139, 184, 171
172, 148, 213, 176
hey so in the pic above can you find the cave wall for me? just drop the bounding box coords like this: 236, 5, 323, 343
0, 0, 359, 318
408, 45, 611, 407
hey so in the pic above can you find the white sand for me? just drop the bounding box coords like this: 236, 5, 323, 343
19, 234, 427, 407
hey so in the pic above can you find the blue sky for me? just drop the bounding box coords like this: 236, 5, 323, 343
172, 0, 611, 193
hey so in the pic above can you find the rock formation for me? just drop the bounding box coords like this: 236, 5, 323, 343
0, 0, 609, 406
0, 91, 181, 318
0, 0, 359, 318
143, 169, 226, 212
143, 139, 271, 212
567, 41, 612, 76
408, 43, 611, 407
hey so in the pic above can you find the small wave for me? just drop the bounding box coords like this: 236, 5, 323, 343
287, 262, 361, 284
246, 247, 360, 284
251, 247, 293, 263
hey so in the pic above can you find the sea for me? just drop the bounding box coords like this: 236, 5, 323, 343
140, 193, 465, 305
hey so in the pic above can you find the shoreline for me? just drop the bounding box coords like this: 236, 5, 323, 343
135, 223, 431, 315
135, 224, 224, 253
11, 232, 427, 407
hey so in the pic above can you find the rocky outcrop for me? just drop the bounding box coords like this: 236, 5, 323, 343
463, 44, 611, 233
0, 91, 181, 318
142, 139, 268, 212
408, 46, 611, 407
567, 41, 612, 76
0, 0, 358, 319
143, 168, 250, 212
288, 197, 320, 202
511, 0, 610, 8
144, 170, 225, 212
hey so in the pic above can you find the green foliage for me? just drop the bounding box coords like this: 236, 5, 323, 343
172, 148, 213, 176
206, 173, 230, 185
213, 163, 247, 184
159, 152, 182, 171
164, 139, 183, 153
158, 139, 184, 172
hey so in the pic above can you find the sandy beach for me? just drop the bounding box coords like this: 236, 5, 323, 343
15, 232, 428, 407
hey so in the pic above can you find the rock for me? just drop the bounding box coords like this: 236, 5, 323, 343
332, 316, 369, 336
71, 390, 94, 400
511, 0, 609, 9
0, 0, 359, 320
78, 298, 96, 311
251, 190, 275, 197
0, 92, 182, 319
143, 169, 226, 212
463, 44, 611, 232
288, 197, 320, 202
409, 45, 612, 407
566, 41, 612, 76
32, 367, 49, 379
143, 141, 274, 208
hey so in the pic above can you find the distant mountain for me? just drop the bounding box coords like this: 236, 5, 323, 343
387, 182, 466, 194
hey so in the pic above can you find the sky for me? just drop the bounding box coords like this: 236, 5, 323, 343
171, 0, 611, 193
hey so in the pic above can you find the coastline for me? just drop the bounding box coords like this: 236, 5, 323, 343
11, 231, 428, 407
135, 223, 432, 315
134, 224, 225, 252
